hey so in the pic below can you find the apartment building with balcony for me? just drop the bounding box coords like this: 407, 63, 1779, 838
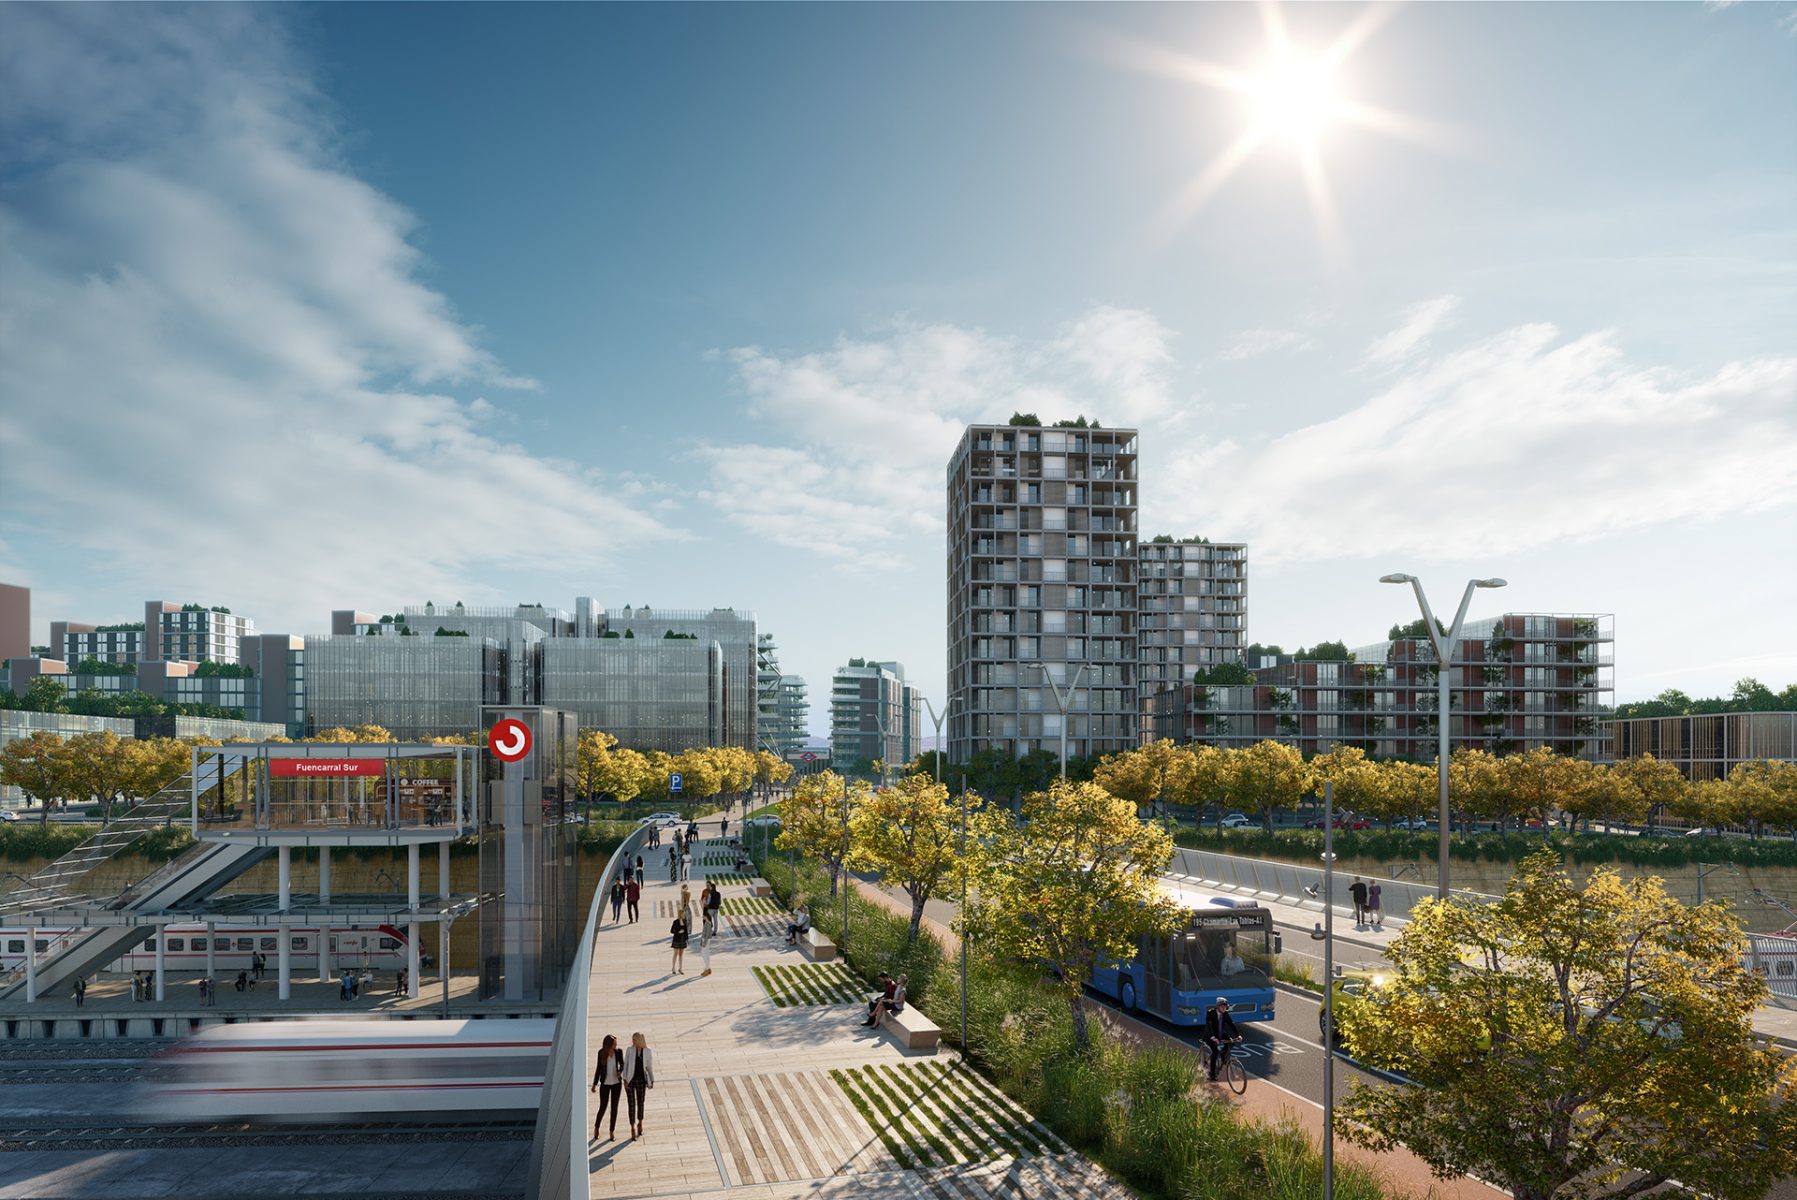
947, 422, 1140, 762
1138, 537, 1248, 707
48, 600, 257, 666
831, 660, 920, 768
1148, 612, 1615, 762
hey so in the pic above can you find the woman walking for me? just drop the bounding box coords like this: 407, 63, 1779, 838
670, 907, 691, 975
699, 921, 714, 977
590, 1033, 624, 1141
1367, 881, 1384, 931
609, 876, 627, 925
623, 1032, 654, 1140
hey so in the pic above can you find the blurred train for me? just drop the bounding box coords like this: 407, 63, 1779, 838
134, 1019, 551, 1121
2, 923, 414, 974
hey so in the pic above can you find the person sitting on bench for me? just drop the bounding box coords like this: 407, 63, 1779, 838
785, 904, 811, 945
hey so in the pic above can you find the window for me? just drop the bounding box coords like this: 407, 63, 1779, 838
291, 937, 309, 951
380, 937, 401, 950
190, 938, 207, 951
260, 937, 278, 951
237, 938, 254, 951
167, 938, 185, 952
5, 939, 21, 953
34, 939, 48, 953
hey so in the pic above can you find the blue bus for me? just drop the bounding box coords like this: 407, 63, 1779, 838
1090, 903, 1278, 1026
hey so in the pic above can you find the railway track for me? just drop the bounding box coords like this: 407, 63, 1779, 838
1, 1117, 537, 1151
0, 1058, 168, 1083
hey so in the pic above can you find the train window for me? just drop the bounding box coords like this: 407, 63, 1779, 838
260, 937, 278, 951
237, 938, 254, 951
380, 938, 400, 950
33, 939, 48, 953
291, 937, 309, 950
191, 938, 207, 951
167, 939, 185, 952
5, 940, 21, 953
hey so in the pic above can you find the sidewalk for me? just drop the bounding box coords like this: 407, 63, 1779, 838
582, 822, 1130, 1200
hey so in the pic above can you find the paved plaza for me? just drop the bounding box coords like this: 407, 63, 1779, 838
582, 829, 1128, 1200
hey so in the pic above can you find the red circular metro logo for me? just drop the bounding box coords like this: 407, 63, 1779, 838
489, 718, 532, 763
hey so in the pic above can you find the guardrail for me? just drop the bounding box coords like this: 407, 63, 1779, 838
1746, 934, 1797, 1006
1168, 847, 1497, 923
526, 823, 651, 1200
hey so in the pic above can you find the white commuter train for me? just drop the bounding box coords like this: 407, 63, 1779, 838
2, 923, 414, 974
134, 1019, 551, 1120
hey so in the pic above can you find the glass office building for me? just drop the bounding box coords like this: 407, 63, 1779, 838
305, 634, 502, 739
540, 638, 730, 751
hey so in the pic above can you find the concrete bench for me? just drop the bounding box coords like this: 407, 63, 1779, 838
799, 928, 837, 962
750, 877, 773, 899
880, 1004, 941, 1052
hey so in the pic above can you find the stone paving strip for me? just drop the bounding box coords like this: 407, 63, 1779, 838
751, 962, 863, 1007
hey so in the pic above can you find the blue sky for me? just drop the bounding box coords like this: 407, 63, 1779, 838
2, 2, 1794, 737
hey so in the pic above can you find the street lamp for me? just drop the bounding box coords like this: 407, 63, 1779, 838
1379, 573, 1507, 900
1034, 663, 1088, 779
1309, 780, 1338, 1200
923, 694, 970, 1056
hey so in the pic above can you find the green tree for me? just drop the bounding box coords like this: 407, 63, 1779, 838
777, 770, 866, 898
1222, 740, 1309, 834
22, 675, 67, 713
1093, 739, 1195, 820
1337, 850, 1797, 1200
0, 730, 77, 822
1612, 754, 1687, 833
1191, 661, 1254, 686
966, 779, 1179, 1046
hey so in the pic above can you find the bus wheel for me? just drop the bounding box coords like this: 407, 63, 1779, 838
1119, 977, 1137, 1012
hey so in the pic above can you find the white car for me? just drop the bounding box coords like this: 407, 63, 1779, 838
640, 812, 684, 827
743, 815, 782, 830
0, 810, 18, 823
1219, 813, 1253, 829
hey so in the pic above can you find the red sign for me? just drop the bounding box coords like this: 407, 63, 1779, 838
489, 718, 533, 763
270, 759, 386, 778
799, 752, 818, 762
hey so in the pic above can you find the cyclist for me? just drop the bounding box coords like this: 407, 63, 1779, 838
1203, 996, 1241, 1082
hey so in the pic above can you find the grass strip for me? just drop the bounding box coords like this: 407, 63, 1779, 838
875, 1063, 966, 1166
949, 1062, 1059, 1156
862, 1063, 954, 1167
750, 965, 787, 1007
839, 1065, 931, 1168
895, 1062, 992, 1163
926, 1061, 1025, 1159
830, 1066, 913, 1170
937, 1061, 1042, 1158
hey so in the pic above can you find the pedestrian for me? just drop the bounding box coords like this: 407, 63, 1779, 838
670, 907, 690, 975
668, 844, 679, 883
397, 967, 409, 995
1349, 876, 1369, 927
681, 846, 693, 881
610, 876, 627, 924
1367, 881, 1383, 931
871, 974, 907, 1028
634, 854, 645, 887
720, 815, 729, 839
132, 971, 142, 1002
861, 972, 895, 1027
234, 970, 248, 992
625, 875, 642, 924
700, 882, 720, 936
786, 902, 810, 946
340, 969, 353, 1002
74, 977, 86, 1007
699, 922, 713, 977
197, 976, 209, 1007
622, 1032, 653, 1140
590, 1033, 624, 1141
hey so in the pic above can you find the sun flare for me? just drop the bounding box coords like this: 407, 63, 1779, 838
1246, 53, 1341, 140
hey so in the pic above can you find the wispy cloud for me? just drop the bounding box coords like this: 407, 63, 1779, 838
1217, 328, 1316, 362
1359, 294, 1461, 369
0, 6, 671, 629
1173, 322, 1797, 562
698, 308, 1178, 564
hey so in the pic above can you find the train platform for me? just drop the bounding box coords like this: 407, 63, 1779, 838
581, 820, 1130, 1200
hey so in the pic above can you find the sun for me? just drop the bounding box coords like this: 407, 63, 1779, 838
1246, 53, 1341, 141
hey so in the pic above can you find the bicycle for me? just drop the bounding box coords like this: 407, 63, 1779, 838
1202, 1037, 1247, 1094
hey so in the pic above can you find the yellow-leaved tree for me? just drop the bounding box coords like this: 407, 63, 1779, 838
848, 772, 992, 941
777, 770, 867, 898
1336, 848, 1797, 1200
1613, 753, 1688, 833
966, 779, 1180, 1046
1093, 738, 1197, 821
1221, 740, 1310, 834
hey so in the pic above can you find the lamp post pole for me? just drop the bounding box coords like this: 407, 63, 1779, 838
1380, 574, 1507, 900
924, 694, 966, 1054
1036, 663, 1088, 780
1310, 780, 1337, 1200
841, 772, 850, 957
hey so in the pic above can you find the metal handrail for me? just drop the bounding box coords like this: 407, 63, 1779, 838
0, 927, 90, 995
525, 823, 652, 1200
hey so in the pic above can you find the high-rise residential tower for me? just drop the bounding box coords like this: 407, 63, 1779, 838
1137, 537, 1248, 704
946, 421, 1139, 763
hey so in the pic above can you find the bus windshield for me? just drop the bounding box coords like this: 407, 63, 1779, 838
1171, 912, 1273, 994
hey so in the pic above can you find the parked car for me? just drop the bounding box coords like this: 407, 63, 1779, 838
639, 811, 684, 828
1219, 813, 1253, 829
0, 810, 18, 823
743, 815, 782, 831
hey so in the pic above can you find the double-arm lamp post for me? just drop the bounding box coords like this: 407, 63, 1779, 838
1378, 573, 1506, 900
921, 694, 967, 1054
1035, 663, 1088, 780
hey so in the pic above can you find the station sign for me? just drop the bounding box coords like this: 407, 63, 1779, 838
489, 718, 533, 763
270, 759, 386, 778
799, 752, 818, 762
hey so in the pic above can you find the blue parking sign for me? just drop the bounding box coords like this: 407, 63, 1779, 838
670, 773, 683, 793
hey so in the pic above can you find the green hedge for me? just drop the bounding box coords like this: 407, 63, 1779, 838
753, 847, 1392, 1200
1173, 825, 1797, 869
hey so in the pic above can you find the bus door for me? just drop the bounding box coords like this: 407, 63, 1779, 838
1146, 934, 1173, 1015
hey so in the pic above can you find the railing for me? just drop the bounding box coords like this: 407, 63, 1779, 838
0, 927, 90, 996
526, 822, 653, 1200
1746, 934, 1797, 1007
1167, 847, 1497, 924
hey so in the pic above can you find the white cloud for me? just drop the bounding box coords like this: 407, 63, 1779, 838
700, 309, 1178, 562
1359, 294, 1461, 369
0, 6, 670, 631
1217, 328, 1316, 362
1172, 322, 1797, 563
